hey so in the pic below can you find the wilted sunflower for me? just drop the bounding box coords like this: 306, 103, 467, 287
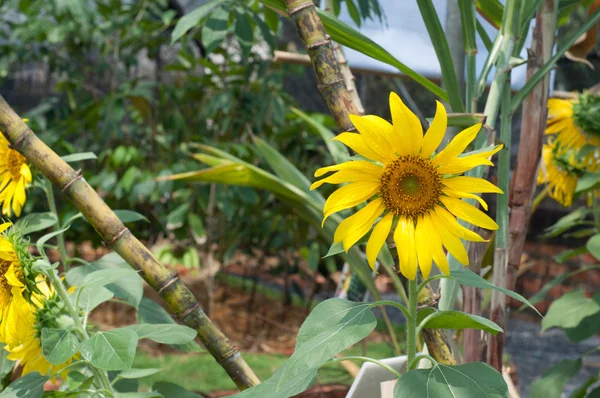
0, 133, 32, 217
311, 92, 502, 280
6, 279, 77, 377
546, 93, 600, 160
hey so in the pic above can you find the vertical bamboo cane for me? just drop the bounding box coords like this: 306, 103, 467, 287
0, 97, 260, 390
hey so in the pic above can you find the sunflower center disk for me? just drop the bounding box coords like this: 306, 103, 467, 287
379, 155, 442, 219
0, 258, 12, 294
7, 150, 25, 180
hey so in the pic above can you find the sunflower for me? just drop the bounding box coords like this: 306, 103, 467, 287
6, 280, 77, 377
546, 94, 600, 161
311, 93, 503, 280
0, 223, 36, 348
0, 133, 32, 217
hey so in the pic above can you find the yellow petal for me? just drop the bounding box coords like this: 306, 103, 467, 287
421, 101, 447, 157
333, 198, 383, 244
334, 133, 389, 164
310, 169, 378, 190
323, 181, 379, 222
441, 197, 499, 230
314, 160, 383, 178
435, 216, 469, 265
342, 200, 386, 252
434, 206, 487, 242
437, 145, 503, 175
422, 213, 449, 275
434, 123, 482, 166
442, 176, 503, 194
414, 215, 433, 279
366, 212, 394, 270
389, 92, 422, 155
0, 222, 11, 234
350, 114, 396, 162
20, 164, 32, 183
443, 188, 489, 211
5, 263, 24, 287
393, 216, 418, 280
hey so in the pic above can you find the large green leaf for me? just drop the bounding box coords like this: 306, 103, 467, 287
0, 372, 48, 398
542, 290, 600, 332
41, 328, 80, 365
530, 359, 582, 398
202, 7, 230, 54
450, 269, 540, 314
171, 0, 221, 43
260, 0, 448, 101
152, 382, 203, 398
564, 311, 600, 343
80, 328, 138, 371
586, 234, 600, 260
416, 308, 503, 335
14, 212, 58, 235
124, 324, 197, 345
394, 362, 508, 397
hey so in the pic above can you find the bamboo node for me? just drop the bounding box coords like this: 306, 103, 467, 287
307, 36, 331, 49
10, 126, 32, 150
62, 169, 83, 193
316, 77, 345, 90
287, 2, 313, 16
178, 301, 200, 321
105, 227, 128, 247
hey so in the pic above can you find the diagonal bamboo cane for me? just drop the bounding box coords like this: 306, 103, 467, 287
0, 95, 260, 390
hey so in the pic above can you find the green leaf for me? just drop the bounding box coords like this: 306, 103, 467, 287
530, 359, 582, 398
259, 0, 448, 101
542, 290, 600, 332
569, 376, 599, 398
564, 311, 600, 343
262, 6, 279, 32
124, 324, 197, 345
234, 10, 254, 57
417, 0, 464, 112
136, 298, 202, 352
233, 365, 316, 398
346, 0, 361, 26
586, 234, 600, 260
291, 108, 348, 164
82, 268, 139, 288
116, 368, 161, 380
14, 212, 58, 235
116, 393, 163, 398
202, 7, 230, 54
41, 328, 79, 365
152, 382, 202, 398
417, 309, 503, 335
0, 372, 48, 398
576, 172, 600, 194
36, 226, 69, 258
476, 0, 504, 28
394, 362, 508, 397
450, 268, 541, 315
75, 286, 114, 313
542, 207, 589, 238
553, 246, 588, 263
114, 210, 149, 224
171, 0, 220, 43
166, 203, 190, 231
61, 152, 97, 163
80, 328, 138, 371
188, 213, 206, 243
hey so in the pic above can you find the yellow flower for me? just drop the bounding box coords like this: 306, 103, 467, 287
0, 133, 32, 217
6, 280, 76, 377
311, 93, 503, 280
546, 97, 600, 158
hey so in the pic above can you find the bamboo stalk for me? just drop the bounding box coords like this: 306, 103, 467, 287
419, 285, 457, 365
285, 0, 359, 131
0, 96, 260, 390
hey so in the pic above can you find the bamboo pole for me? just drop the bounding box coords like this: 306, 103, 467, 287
285, 0, 359, 131
489, 0, 557, 369
419, 285, 457, 365
0, 96, 260, 390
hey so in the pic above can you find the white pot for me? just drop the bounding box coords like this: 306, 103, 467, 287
345, 355, 407, 398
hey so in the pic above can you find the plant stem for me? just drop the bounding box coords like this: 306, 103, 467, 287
46, 270, 114, 394
45, 179, 69, 273
324, 356, 402, 379
406, 278, 418, 370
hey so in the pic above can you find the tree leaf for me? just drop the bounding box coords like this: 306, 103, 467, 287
542, 207, 589, 238
394, 362, 508, 398
0, 372, 48, 398
202, 7, 230, 54
41, 328, 80, 365
114, 210, 149, 224
530, 359, 582, 398
291, 107, 349, 164
116, 368, 161, 380
61, 152, 97, 163
450, 268, 540, 315
564, 311, 600, 343
586, 234, 600, 260
542, 290, 600, 332
417, 309, 503, 335
80, 328, 138, 371
124, 324, 197, 345
14, 212, 58, 235
171, 0, 221, 43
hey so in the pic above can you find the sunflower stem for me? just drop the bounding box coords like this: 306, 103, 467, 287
407, 278, 418, 370
44, 179, 69, 273
46, 269, 114, 394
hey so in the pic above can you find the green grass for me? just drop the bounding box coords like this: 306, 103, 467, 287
132, 342, 402, 393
